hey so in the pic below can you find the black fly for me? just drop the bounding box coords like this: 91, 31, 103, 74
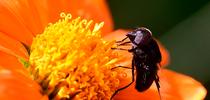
111, 27, 162, 99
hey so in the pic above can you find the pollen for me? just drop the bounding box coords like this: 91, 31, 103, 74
29, 13, 125, 99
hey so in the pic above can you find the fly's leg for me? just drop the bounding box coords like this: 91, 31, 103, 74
116, 37, 128, 43
111, 65, 132, 70
111, 47, 129, 51
115, 37, 131, 46
155, 75, 161, 100
117, 41, 131, 46
110, 57, 135, 100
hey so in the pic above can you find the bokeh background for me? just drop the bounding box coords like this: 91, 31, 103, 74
107, 0, 210, 99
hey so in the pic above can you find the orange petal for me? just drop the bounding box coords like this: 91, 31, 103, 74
104, 29, 170, 67
114, 70, 160, 100
32, 0, 113, 35
0, 32, 28, 60
0, 0, 35, 45
0, 0, 113, 43
0, 69, 45, 100
0, 51, 27, 73
113, 69, 206, 100
159, 69, 207, 100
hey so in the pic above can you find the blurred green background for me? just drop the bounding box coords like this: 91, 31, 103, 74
107, 0, 210, 99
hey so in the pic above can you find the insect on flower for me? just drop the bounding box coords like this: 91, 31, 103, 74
111, 27, 162, 99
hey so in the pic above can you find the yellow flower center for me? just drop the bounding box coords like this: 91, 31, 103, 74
29, 13, 125, 99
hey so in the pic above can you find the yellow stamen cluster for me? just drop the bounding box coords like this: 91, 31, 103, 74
29, 13, 125, 99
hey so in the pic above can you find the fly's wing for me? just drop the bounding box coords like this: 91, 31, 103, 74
135, 65, 157, 92
149, 38, 162, 63
143, 38, 161, 64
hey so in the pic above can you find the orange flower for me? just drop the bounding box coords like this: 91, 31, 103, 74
0, 0, 206, 100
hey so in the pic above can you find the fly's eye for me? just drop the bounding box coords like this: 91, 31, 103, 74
136, 31, 141, 34
135, 30, 144, 36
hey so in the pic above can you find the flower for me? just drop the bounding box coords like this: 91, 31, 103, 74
0, 0, 207, 100
29, 13, 124, 99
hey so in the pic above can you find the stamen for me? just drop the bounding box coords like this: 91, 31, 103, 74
29, 13, 126, 99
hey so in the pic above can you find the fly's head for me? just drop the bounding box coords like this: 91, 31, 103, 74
126, 27, 152, 45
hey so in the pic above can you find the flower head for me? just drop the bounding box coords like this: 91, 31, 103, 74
29, 13, 125, 99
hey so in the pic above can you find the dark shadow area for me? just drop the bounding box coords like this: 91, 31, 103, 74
108, 0, 209, 37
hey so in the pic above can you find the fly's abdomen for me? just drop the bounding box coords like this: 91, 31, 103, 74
135, 66, 157, 92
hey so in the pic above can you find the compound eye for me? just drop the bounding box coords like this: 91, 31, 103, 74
135, 30, 143, 36
134, 31, 143, 44
136, 31, 141, 34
